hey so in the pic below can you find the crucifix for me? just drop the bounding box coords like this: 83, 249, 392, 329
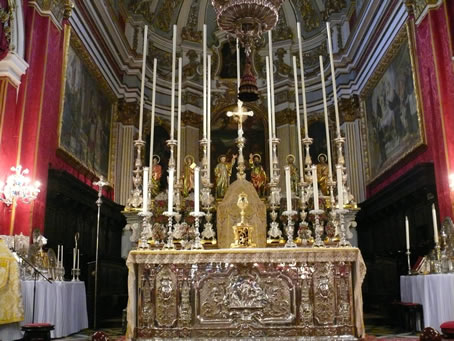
226, 100, 254, 179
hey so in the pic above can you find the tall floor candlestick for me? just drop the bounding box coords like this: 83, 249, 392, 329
326, 22, 341, 138
268, 30, 276, 138
266, 57, 273, 180
142, 167, 149, 213
148, 58, 157, 181
312, 165, 319, 211
297, 22, 309, 138
138, 25, 148, 142
207, 54, 212, 182
236, 38, 240, 94
292, 56, 304, 181
319, 56, 333, 182
170, 25, 177, 140
203, 24, 207, 139
177, 58, 182, 181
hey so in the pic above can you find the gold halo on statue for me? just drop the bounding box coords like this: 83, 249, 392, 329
184, 154, 195, 164
286, 154, 295, 163
217, 154, 227, 163
252, 153, 262, 162
317, 153, 328, 163
153, 154, 161, 164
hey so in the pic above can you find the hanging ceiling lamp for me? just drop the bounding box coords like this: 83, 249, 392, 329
211, 0, 284, 56
238, 55, 259, 102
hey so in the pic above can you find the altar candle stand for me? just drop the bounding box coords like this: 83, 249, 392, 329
405, 216, 411, 275
284, 166, 297, 248
190, 167, 205, 250
163, 168, 176, 250
310, 165, 325, 247
336, 165, 350, 247
139, 168, 153, 249
432, 203, 441, 273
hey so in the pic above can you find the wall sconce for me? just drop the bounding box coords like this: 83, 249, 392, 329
0, 165, 40, 206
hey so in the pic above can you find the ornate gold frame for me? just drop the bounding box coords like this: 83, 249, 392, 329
360, 21, 426, 185
57, 25, 117, 185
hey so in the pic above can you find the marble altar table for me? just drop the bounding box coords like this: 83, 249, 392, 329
126, 247, 366, 339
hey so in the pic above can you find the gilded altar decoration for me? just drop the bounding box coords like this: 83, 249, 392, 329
231, 192, 256, 248
128, 248, 366, 339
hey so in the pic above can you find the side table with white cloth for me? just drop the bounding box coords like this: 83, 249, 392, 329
21, 280, 88, 338
401, 273, 454, 332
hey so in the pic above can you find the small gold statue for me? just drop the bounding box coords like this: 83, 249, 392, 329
231, 192, 256, 248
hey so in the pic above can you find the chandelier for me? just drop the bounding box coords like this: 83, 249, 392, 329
0, 165, 41, 206
211, 0, 285, 55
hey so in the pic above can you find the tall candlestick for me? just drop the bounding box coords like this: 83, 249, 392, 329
268, 30, 276, 138
432, 203, 439, 244
292, 56, 304, 181
285, 166, 292, 211
57, 245, 60, 266
319, 56, 333, 181
312, 165, 319, 210
207, 54, 212, 181
77, 249, 80, 269
61, 245, 63, 266
236, 38, 240, 93
168, 168, 174, 213
170, 25, 177, 140
266, 57, 273, 179
138, 25, 148, 142
405, 216, 410, 250
194, 166, 200, 213
326, 22, 341, 137
203, 24, 207, 139
148, 58, 157, 181
297, 22, 309, 138
73, 247, 76, 269
142, 167, 149, 213
177, 57, 182, 181
336, 165, 343, 209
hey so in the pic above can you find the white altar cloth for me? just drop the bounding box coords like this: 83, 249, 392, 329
401, 273, 454, 332
21, 280, 88, 338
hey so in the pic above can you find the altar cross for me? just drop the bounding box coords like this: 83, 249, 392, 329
226, 100, 254, 138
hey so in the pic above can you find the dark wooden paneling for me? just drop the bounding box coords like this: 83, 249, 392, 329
44, 169, 127, 326
357, 163, 437, 313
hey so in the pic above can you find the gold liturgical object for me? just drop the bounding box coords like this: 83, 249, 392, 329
231, 192, 256, 248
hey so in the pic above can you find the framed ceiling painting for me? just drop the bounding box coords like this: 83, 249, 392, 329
58, 26, 116, 183
361, 23, 425, 184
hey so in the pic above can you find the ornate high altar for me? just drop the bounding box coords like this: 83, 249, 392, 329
124, 4, 366, 340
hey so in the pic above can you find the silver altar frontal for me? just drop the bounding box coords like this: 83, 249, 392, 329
126, 247, 366, 340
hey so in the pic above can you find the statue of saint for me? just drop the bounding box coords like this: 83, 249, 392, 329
182, 155, 195, 197
249, 153, 267, 197
286, 154, 299, 193
151, 155, 162, 197
214, 154, 237, 199
316, 153, 330, 196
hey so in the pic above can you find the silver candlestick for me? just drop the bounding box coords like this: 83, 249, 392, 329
190, 211, 205, 250
336, 208, 351, 247
310, 209, 325, 247
163, 211, 176, 250
283, 210, 298, 248
406, 249, 411, 275
201, 206, 216, 240
126, 139, 145, 210
138, 211, 153, 249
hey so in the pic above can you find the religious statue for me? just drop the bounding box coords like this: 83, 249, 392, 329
249, 153, 267, 197
286, 154, 299, 193
151, 155, 162, 197
214, 154, 237, 198
316, 153, 330, 196
182, 155, 195, 197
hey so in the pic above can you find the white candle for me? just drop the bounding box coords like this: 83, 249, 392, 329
268, 30, 276, 138
236, 38, 240, 93
73, 247, 76, 269
292, 56, 304, 181
77, 249, 80, 270
177, 57, 182, 181
432, 203, 439, 244
170, 25, 177, 140
326, 22, 341, 137
142, 167, 149, 213
266, 57, 273, 179
319, 56, 333, 181
207, 54, 212, 182
203, 24, 207, 139
405, 216, 410, 250
336, 165, 343, 209
312, 165, 319, 210
297, 22, 309, 138
194, 167, 200, 213
57, 245, 60, 266
285, 166, 292, 211
168, 168, 174, 213
148, 58, 157, 181
138, 25, 148, 142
